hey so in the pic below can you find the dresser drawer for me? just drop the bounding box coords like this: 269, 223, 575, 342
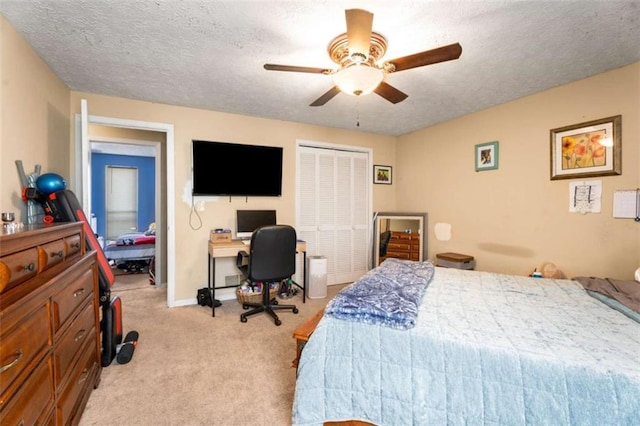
0, 248, 38, 294
58, 339, 98, 426
387, 242, 411, 252
54, 303, 96, 389
65, 234, 82, 257
387, 251, 411, 260
0, 355, 54, 426
38, 239, 67, 272
391, 233, 412, 241
0, 301, 51, 397
52, 268, 94, 333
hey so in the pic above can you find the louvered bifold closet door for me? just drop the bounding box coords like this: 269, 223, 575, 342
297, 145, 370, 286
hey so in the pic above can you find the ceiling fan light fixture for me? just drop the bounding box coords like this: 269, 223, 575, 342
333, 64, 383, 96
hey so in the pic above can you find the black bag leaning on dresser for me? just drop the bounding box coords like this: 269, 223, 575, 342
37, 189, 121, 367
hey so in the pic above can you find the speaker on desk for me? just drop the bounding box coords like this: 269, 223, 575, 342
306, 256, 327, 299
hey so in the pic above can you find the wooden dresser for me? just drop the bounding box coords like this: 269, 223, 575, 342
0, 222, 101, 425
383, 231, 421, 262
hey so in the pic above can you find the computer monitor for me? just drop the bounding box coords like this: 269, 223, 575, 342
236, 210, 277, 240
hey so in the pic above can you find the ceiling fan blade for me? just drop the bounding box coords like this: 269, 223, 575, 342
386, 43, 462, 73
374, 81, 409, 104
264, 64, 332, 74
345, 9, 373, 59
310, 86, 341, 107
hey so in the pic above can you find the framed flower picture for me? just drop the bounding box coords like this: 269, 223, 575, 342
475, 141, 499, 171
550, 115, 621, 180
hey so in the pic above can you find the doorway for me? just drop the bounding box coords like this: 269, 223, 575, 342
75, 100, 176, 307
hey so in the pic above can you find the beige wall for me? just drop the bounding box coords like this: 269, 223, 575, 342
398, 63, 640, 279
3, 13, 637, 302
1, 15, 70, 218
69, 92, 397, 300
1, 16, 397, 302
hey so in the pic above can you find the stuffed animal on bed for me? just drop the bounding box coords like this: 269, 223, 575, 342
539, 262, 566, 279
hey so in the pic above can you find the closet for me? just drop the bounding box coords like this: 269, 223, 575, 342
297, 143, 371, 285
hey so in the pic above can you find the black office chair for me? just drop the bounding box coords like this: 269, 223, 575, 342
238, 224, 299, 326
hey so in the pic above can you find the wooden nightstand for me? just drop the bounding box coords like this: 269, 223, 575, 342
436, 252, 475, 269
292, 308, 325, 370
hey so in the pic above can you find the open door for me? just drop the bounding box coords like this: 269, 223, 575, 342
80, 99, 92, 218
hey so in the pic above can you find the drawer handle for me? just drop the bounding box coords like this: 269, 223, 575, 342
73, 288, 85, 298
51, 250, 64, 258
74, 329, 87, 342
77, 368, 89, 385
72, 242, 80, 249
0, 349, 23, 373
22, 262, 35, 272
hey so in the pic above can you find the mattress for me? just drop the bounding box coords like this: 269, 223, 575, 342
104, 232, 155, 262
292, 266, 640, 425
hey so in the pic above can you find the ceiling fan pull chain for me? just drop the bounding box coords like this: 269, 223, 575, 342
356, 99, 360, 127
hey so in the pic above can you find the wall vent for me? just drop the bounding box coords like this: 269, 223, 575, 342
225, 274, 244, 286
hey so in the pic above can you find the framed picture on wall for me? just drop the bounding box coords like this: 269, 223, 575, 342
475, 141, 499, 171
373, 165, 392, 184
550, 115, 621, 180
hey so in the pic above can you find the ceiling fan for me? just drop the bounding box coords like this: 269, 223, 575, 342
264, 9, 462, 107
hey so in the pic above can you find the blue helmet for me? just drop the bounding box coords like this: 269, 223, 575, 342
36, 173, 67, 194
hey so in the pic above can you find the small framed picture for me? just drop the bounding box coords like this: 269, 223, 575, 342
550, 115, 621, 180
475, 141, 499, 171
373, 165, 392, 184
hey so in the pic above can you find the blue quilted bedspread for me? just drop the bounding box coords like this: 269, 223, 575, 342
324, 258, 434, 330
292, 267, 640, 425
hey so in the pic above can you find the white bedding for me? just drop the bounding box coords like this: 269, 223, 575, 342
292, 266, 640, 425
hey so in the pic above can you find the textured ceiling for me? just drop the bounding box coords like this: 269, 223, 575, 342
2, 1, 639, 136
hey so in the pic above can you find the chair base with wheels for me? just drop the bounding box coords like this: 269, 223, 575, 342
240, 282, 299, 326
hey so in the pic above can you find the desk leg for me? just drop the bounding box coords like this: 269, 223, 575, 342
208, 253, 215, 317
302, 251, 306, 303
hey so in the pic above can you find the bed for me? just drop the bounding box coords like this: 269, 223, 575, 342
292, 258, 640, 425
103, 231, 155, 274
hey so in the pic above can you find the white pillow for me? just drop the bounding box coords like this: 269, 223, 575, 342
635, 267, 640, 282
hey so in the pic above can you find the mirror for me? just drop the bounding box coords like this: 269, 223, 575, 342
373, 212, 428, 267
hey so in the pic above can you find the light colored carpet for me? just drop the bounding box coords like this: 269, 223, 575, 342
79, 274, 345, 425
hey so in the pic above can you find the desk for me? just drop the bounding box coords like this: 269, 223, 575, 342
207, 240, 307, 317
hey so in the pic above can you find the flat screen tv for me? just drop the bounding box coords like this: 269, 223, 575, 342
192, 140, 283, 196
236, 210, 277, 240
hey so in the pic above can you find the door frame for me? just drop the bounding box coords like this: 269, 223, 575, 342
74, 108, 176, 308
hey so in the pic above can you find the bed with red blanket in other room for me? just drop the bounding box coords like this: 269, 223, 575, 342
104, 231, 155, 275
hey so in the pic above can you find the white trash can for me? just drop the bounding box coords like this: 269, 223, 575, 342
306, 256, 327, 299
